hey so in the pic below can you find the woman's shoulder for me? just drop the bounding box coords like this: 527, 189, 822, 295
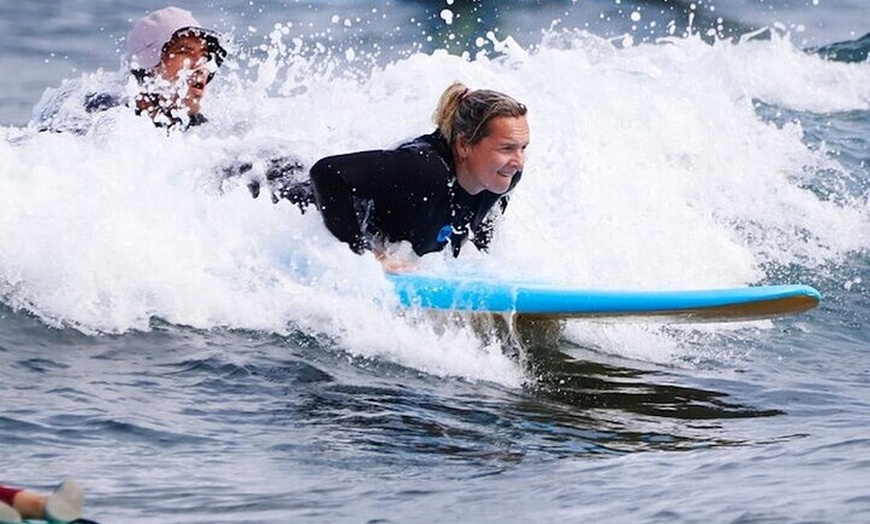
392, 131, 452, 170
395, 131, 447, 153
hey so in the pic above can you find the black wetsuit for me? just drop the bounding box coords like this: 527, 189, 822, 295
37, 92, 208, 133
310, 131, 521, 257
82, 92, 209, 127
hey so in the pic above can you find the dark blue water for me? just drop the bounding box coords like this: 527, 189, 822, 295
1, 1, 869, 523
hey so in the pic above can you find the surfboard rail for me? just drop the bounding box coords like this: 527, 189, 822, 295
387, 274, 821, 322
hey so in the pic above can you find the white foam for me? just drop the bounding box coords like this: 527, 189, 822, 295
1, 28, 867, 377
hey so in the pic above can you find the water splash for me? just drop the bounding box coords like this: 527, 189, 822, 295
1, 24, 867, 376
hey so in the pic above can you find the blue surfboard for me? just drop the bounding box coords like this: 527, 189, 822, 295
387, 274, 821, 322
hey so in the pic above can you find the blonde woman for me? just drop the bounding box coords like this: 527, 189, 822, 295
310, 83, 529, 271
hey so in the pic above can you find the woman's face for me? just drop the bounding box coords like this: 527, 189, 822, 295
455, 115, 530, 195
154, 34, 212, 115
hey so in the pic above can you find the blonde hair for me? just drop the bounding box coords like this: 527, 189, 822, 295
432, 82, 527, 145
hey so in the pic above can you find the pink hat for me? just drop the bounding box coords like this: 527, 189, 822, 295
126, 6, 223, 70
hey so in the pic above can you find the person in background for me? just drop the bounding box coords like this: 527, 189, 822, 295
0, 480, 85, 523
121, 5, 227, 128
34, 6, 226, 132
309, 82, 529, 272
121, 7, 312, 206
31, 6, 312, 208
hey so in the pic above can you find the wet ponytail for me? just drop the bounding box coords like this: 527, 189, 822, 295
432, 81, 527, 146
433, 82, 469, 144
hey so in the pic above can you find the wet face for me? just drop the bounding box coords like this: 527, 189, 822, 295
154, 34, 213, 115
454, 115, 530, 195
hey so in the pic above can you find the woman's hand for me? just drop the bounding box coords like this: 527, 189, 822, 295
374, 246, 418, 274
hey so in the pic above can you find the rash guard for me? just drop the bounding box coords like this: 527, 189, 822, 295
310, 131, 521, 257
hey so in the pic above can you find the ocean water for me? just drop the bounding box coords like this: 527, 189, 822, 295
1, 1, 869, 523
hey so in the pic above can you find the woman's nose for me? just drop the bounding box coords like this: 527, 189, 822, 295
512, 149, 525, 169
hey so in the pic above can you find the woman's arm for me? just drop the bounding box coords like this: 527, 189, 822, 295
311, 144, 450, 255
309, 150, 388, 254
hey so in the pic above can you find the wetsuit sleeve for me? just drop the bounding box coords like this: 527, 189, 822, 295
217, 152, 314, 212
310, 148, 442, 254
264, 156, 315, 211
309, 150, 390, 254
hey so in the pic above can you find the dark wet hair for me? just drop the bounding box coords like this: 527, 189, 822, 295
432, 82, 528, 145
